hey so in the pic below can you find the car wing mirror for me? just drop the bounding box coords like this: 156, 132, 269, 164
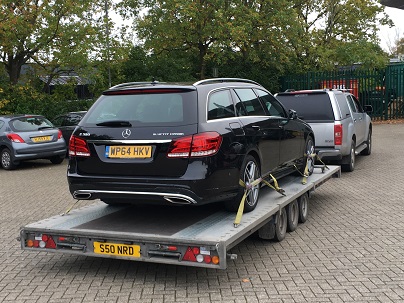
288, 109, 298, 120
364, 105, 373, 114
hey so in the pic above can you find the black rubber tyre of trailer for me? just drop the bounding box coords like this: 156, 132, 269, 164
298, 193, 309, 223
274, 208, 287, 242
286, 199, 299, 232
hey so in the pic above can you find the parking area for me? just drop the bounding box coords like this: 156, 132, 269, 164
1, 123, 404, 303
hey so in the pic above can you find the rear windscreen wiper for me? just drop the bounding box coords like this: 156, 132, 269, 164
38, 126, 54, 130
96, 120, 132, 127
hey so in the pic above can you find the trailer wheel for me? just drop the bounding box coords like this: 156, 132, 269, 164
274, 208, 287, 242
286, 200, 299, 232
298, 193, 309, 223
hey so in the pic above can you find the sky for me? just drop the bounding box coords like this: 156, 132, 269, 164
378, 6, 404, 52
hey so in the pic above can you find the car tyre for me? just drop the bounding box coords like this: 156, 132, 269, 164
342, 140, 355, 172
301, 135, 315, 176
225, 155, 260, 213
1, 148, 17, 170
50, 156, 64, 164
361, 128, 372, 156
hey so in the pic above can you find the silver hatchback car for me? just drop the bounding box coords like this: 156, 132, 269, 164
0, 115, 67, 170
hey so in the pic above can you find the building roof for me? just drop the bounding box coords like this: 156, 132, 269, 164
39, 75, 90, 86
380, 0, 404, 9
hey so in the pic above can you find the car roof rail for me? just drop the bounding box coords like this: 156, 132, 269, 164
109, 80, 162, 89
193, 78, 262, 86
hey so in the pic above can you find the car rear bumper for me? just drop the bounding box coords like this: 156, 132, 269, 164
67, 171, 239, 206
316, 148, 342, 161
13, 146, 66, 161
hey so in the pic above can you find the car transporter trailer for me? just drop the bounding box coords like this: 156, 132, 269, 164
18, 165, 340, 269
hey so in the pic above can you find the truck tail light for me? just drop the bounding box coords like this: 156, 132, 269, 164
69, 135, 90, 157
334, 124, 343, 146
167, 132, 222, 158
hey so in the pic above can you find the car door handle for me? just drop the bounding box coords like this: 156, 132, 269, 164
252, 125, 260, 130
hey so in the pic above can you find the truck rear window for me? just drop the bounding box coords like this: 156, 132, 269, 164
276, 93, 334, 121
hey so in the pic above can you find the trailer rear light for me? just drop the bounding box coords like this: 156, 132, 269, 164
69, 135, 91, 157
25, 234, 56, 249
334, 123, 343, 146
211, 256, 219, 265
167, 132, 222, 158
182, 246, 219, 265
7, 133, 25, 143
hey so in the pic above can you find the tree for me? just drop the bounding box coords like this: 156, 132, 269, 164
290, 0, 392, 71
0, 0, 106, 85
124, 0, 299, 79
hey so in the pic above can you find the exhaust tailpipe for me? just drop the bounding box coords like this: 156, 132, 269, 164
164, 196, 193, 205
73, 192, 92, 200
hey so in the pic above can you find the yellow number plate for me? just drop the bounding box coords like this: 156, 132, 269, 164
32, 136, 52, 143
106, 145, 152, 158
93, 242, 140, 258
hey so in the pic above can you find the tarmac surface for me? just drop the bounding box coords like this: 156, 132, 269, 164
1, 123, 404, 303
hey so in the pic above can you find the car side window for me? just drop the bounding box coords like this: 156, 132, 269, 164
351, 95, 364, 112
233, 88, 266, 116
65, 114, 83, 126
207, 90, 235, 120
52, 116, 65, 127
255, 89, 286, 118
0, 120, 4, 130
346, 95, 358, 113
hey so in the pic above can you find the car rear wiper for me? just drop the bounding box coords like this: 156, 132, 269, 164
96, 120, 132, 127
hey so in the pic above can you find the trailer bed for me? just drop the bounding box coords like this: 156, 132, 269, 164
20, 166, 340, 269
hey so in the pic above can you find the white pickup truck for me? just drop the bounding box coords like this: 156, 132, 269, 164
276, 89, 373, 172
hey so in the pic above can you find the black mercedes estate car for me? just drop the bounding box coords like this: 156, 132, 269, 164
68, 78, 315, 212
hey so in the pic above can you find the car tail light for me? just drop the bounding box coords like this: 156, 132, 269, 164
69, 135, 90, 157
167, 132, 222, 158
7, 133, 25, 143
334, 123, 343, 146
57, 130, 63, 140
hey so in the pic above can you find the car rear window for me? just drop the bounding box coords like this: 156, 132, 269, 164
10, 117, 53, 132
276, 93, 335, 121
82, 90, 198, 126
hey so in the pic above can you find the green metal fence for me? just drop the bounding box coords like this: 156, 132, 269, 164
280, 64, 404, 120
